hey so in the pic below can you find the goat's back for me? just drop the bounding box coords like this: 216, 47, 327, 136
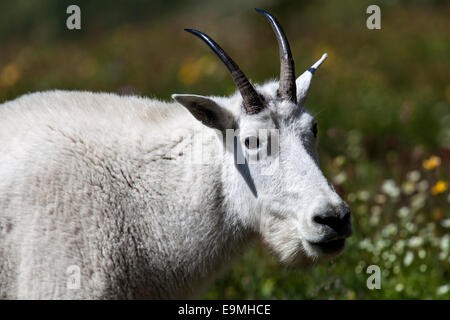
0, 90, 225, 299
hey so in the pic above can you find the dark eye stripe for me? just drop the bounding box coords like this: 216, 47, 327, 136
312, 123, 318, 137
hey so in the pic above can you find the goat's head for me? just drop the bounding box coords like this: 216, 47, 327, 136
173, 9, 352, 267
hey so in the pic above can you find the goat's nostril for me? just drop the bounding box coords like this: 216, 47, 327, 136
313, 214, 342, 232
313, 208, 351, 235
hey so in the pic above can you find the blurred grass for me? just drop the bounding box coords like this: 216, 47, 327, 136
0, 0, 449, 299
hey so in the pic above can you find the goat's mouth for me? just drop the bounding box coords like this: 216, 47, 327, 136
308, 238, 346, 255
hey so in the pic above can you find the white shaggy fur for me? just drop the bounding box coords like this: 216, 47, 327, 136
0, 57, 351, 299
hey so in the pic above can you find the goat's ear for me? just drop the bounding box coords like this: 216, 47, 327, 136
172, 94, 235, 131
296, 53, 327, 106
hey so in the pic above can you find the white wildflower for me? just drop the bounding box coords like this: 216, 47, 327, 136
333, 172, 347, 185
403, 251, 414, 266
382, 224, 398, 238
381, 179, 400, 198
376, 239, 389, 250
440, 235, 449, 252
417, 180, 429, 192
405, 222, 418, 233
418, 249, 426, 259
389, 253, 396, 262
441, 219, 450, 228
370, 215, 380, 227
375, 194, 387, 204
395, 283, 404, 292
411, 193, 426, 211
398, 206, 410, 219
359, 239, 373, 252
407, 170, 421, 182
408, 236, 423, 248
393, 240, 406, 254
437, 284, 450, 295
357, 190, 370, 201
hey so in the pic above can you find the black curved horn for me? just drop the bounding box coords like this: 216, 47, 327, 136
184, 28, 264, 115
255, 8, 297, 104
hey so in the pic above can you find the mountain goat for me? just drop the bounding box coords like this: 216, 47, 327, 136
0, 9, 352, 299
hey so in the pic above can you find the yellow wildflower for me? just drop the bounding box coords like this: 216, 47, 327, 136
334, 155, 346, 167
431, 180, 448, 195
178, 55, 217, 85
346, 290, 356, 300
422, 156, 441, 170
0, 63, 21, 88
401, 181, 415, 195
432, 208, 444, 221
179, 57, 200, 85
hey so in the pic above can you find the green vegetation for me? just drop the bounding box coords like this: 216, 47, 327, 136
1, 0, 448, 299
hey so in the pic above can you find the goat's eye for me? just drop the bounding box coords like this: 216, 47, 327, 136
312, 123, 318, 137
244, 137, 260, 149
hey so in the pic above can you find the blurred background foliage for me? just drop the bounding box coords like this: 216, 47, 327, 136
0, 0, 449, 299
